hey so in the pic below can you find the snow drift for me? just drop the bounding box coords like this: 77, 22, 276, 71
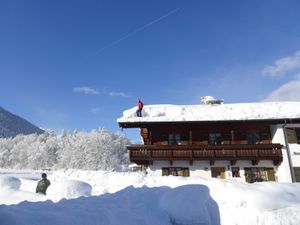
0, 176, 21, 190
47, 180, 92, 202
0, 170, 300, 225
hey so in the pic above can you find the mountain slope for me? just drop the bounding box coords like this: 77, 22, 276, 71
0, 106, 44, 138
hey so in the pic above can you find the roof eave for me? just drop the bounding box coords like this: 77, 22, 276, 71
118, 118, 300, 128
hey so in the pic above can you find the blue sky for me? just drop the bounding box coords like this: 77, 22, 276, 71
1, 0, 300, 141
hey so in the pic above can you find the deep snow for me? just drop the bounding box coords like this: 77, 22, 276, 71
117, 101, 300, 123
1, 169, 300, 225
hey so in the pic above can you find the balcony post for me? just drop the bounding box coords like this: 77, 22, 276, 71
149, 131, 152, 145
231, 130, 235, 143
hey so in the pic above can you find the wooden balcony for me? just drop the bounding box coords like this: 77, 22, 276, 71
127, 144, 283, 166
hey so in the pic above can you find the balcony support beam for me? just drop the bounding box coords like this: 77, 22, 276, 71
273, 160, 281, 166
230, 160, 237, 166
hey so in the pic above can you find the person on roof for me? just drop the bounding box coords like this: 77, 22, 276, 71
136, 99, 143, 117
36, 173, 51, 195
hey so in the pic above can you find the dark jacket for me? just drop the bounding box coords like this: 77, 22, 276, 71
36, 178, 51, 195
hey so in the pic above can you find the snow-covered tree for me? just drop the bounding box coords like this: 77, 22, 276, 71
0, 129, 130, 170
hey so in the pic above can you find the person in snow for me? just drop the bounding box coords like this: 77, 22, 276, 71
136, 99, 143, 117
36, 173, 51, 195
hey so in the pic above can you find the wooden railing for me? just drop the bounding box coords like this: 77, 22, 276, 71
127, 144, 283, 166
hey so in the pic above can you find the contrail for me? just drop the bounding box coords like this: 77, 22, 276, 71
92, 8, 180, 55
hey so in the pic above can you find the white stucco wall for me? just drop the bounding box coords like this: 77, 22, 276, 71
148, 160, 278, 182
290, 144, 300, 167
268, 124, 300, 182
270, 125, 292, 182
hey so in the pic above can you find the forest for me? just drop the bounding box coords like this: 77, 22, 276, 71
0, 129, 130, 170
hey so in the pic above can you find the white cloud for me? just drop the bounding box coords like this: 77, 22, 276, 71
107, 92, 129, 98
263, 78, 300, 101
73, 87, 99, 95
73, 87, 129, 98
262, 50, 300, 77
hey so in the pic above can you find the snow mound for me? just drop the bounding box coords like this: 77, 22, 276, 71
160, 185, 220, 225
47, 180, 92, 202
0, 176, 21, 190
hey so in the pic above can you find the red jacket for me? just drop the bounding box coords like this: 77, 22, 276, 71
138, 100, 143, 109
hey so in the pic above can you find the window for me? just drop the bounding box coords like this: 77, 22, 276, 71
287, 128, 298, 144
254, 133, 260, 144
239, 132, 248, 144
211, 167, 226, 179
201, 134, 209, 144
247, 132, 262, 144
209, 133, 222, 145
168, 134, 180, 145
180, 134, 189, 145
246, 133, 254, 144
259, 132, 270, 144
296, 128, 300, 144
162, 134, 168, 141
221, 133, 231, 144
244, 167, 276, 183
162, 167, 190, 177
181, 134, 189, 141
231, 167, 240, 177
159, 134, 169, 145
168, 133, 189, 145
245, 132, 260, 144
294, 167, 300, 182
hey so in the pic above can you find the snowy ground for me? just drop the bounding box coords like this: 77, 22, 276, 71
1, 169, 300, 225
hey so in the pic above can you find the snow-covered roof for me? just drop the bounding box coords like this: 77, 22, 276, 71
117, 101, 300, 124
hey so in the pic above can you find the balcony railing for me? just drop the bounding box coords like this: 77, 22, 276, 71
127, 144, 283, 166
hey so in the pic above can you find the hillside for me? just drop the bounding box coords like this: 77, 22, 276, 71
0, 106, 44, 138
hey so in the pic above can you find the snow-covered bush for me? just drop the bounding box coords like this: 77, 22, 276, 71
0, 176, 21, 190
0, 129, 130, 170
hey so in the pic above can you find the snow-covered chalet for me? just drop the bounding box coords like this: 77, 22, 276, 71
117, 100, 300, 183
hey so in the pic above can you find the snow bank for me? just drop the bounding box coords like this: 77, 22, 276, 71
160, 185, 220, 225
0, 186, 172, 225
117, 102, 300, 123
0, 174, 47, 205
47, 180, 92, 202
1, 170, 300, 225
0, 176, 21, 190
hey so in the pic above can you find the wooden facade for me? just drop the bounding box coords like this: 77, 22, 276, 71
121, 121, 284, 167
128, 144, 282, 166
